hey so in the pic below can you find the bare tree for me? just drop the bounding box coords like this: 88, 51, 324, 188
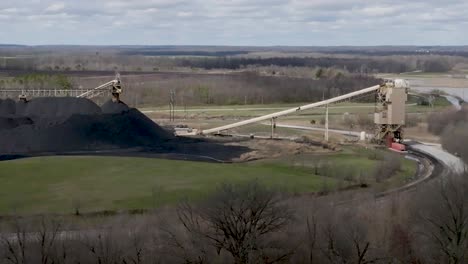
305, 215, 319, 264
388, 223, 418, 263
123, 227, 149, 264
162, 207, 212, 264
81, 228, 126, 264
0, 218, 29, 264
311, 208, 386, 264
414, 172, 468, 264
35, 216, 63, 264
172, 181, 294, 264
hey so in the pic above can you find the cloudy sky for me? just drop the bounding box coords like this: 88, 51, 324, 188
1, 0, 467, 46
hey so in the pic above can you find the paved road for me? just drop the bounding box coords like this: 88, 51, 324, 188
442, 95, 462, 110
267, 123, 364, 137
141, 104, 417, 114
411, 94, 465, 173
409, 143, 465, 174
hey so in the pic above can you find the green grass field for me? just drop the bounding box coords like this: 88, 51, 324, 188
0, 149, 416, 215
0, 156, 336, 214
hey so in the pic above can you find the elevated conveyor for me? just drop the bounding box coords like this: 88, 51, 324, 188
199, 84, 381, 135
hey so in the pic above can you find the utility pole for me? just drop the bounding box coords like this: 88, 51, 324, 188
271, 117, 276, 139
325, 104, 329, 142
181, 94, 187, 120
169, 89, 175, 122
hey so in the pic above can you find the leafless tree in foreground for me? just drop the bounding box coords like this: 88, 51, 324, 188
35, 217, 63, 264
167, 181, 294, 264
0, 218, 29, 264
80, 227, 130, 264
318, 211, 385, 264
413, 172, 468, 264
0, 216, 67, 264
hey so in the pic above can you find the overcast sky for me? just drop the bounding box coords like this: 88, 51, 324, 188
1, 0, 467, 46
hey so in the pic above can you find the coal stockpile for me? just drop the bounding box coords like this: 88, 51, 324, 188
0, 97, 173, 154
0, 99, 16, 116
16, 97, 102, 118
101, 100, 129, 114
0, 116, 33, 131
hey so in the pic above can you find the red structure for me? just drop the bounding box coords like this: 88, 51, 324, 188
391, 142, 406, 152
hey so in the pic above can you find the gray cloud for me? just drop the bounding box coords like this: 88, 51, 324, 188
0, 0, 467, 45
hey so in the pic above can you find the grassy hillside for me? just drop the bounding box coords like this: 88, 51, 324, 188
0, 150, 416, 215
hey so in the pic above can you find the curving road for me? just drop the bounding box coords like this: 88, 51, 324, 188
408, 142, 465, 174
442, 95, 462, 110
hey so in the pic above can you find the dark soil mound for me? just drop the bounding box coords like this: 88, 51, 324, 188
0, 99, 16, 116
15, 97, 102, 118
101, 100, 130, 114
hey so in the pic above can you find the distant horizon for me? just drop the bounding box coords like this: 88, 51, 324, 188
1, 44, 468, 48
1, 1, 468, 46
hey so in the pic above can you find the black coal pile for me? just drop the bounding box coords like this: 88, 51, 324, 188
0, 116, 33, 131
0, 98, 173, 154
101, 100, 129, 114
16, 97, 102, 118
0, 99, 16, 116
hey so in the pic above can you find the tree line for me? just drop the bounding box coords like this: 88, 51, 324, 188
115, 72, 379, 107
176, 56, 456, 73
0, 74, 73, 90
0, 71, 379, 106
0, 51, 463, 73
